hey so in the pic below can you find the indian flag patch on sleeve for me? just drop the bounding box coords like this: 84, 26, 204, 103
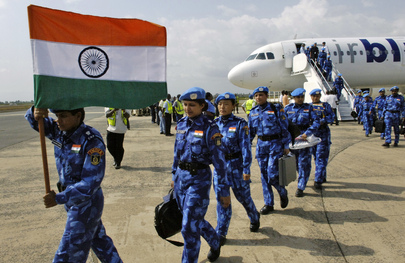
229, 127, 236, 133
194, 130, 204, 138
71, 144, 81, 153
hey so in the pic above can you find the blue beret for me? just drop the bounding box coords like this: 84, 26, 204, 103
338, 73, 342, 77
379, 88, 385, 92
252, 86, 269, 96
291, 88, 306, 97
215, 92, 236, 105
363, 93, 370, 98
357, 90, 362, 94
179, 87, 205, 101
205, 100, 216, 114
390, 86, 399, 91
309, 89, 322, 96
249, 94, 253, 99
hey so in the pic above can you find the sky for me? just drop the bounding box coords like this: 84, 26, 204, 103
1, 0, 405, 102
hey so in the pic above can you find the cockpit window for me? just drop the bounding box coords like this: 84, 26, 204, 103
256, 53, 266, 60
246, 54, 257, 61
266, 52, 275, 59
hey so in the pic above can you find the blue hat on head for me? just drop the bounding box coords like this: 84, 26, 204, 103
390, 86, 399, 91
252, 86, 269, 96
379, 88, 385, 92
205, 100, 216, 114
179, 87, 206, 101
338, 73, 342, 77
309, 89, 322, 96
363, 93, 370, 98
357, 90, 362, 94
215, 92, 236, 105
291, 88, 306, 97
249, 94, 253, 99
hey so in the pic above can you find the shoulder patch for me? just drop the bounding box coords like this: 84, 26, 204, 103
87, 148, 104, 165
211, 133, 223, 146
243, 125, 249, 135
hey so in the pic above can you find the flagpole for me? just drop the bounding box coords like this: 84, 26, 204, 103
38, 117, 51, 194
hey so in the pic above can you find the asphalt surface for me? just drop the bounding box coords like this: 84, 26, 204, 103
0, 108, 404, 263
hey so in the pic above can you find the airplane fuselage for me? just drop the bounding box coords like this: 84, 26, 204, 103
228, 37, 405, 92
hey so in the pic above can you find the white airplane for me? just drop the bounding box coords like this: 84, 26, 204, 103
228, 37, 405, 120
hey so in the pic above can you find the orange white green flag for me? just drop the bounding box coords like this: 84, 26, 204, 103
27, 5, 167, 110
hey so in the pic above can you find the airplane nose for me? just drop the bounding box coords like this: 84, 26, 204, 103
228, 64, 244, 88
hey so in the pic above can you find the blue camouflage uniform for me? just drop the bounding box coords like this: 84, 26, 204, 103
361, 94, 375, 136
323, 57, 333, 81
317, 49, 327, 69
372, 88, 387, 138
213, 92, 259, 237
310, 89, 335, 184
172, 87, 230, 263
284, 88, 320, 193
249, 87, 292, 209
354, 91, 363, 124
25, 107, 122, 263
383, 86, 405, 145
333, 74, 344, 100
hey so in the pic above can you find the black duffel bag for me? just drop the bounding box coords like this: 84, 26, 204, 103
154, 188, 183, 246
374, 119, 385, 133
351, 110, 358, 118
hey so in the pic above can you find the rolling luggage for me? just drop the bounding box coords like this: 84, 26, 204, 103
278, 154, 297, 186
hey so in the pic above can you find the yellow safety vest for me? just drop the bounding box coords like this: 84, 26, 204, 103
174, 101, 184, 114
165, 101, 173, 114
107, 108, 128, 126
246, 99, 254, 114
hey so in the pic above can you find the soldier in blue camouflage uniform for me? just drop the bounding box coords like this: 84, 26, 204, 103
284, 88, 320, 197
171, 87, 230, 263
354, 90, 363, 124
249, 86, 291, 214
382, 86, 405, 147
333, 74, 344, 100
213, 92, 260, 243
372, 88, 387, 139
309, 89, 335, 189
25, 107, 122, 263
362, 93, 375, 137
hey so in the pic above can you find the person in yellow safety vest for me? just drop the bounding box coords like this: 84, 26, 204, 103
105, 108, 131, 169
163, 94, 174, 136
173, 94, 184, 122
242, 94, 255, 118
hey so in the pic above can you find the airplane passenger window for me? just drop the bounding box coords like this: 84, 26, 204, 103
256, 53, 266, 60
334, 51, 337, 56
360, 51, 363, 55
340, 51, 344, 56
246, 54, 257, 61
266, 52, 275, 59
347, 51, 350, 55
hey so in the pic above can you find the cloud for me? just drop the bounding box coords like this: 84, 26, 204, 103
217, 5, 239, 17
0, 0, 6, 8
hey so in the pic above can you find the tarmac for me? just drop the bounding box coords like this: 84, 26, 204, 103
1, 108, 404, 263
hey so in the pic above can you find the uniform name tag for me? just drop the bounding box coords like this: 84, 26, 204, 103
176, 130, 186, 134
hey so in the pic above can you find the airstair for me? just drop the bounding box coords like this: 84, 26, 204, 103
291, 53, 356, 121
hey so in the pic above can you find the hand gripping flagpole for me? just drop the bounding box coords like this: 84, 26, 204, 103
38, 117, 51, 194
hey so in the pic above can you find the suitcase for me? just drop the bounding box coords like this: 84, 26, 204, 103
374, 119, 385, 133
278, 154, 297, 186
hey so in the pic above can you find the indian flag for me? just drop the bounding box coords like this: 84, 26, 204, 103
229, 127, 236, 133
194, 130, 204, 138
27, 5, 167, 110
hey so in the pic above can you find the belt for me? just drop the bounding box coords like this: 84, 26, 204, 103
178, 161, 209, 175
225, 151, 242, 160
388, 110, 400, 113
258, 134, 282, 141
